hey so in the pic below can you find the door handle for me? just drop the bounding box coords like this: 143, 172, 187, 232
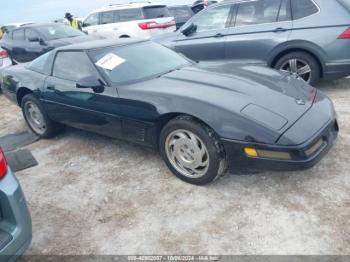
214, 33, 225, 38
274, 27, 287, 33
47, 84, 55, 91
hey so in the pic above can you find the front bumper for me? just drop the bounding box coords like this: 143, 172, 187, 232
222, 119, 338, 173
222, 89, 339, 173
0, 168, 32, 260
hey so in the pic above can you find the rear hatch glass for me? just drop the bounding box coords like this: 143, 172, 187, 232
142, 6, 171, 19
337, 0, 350, 11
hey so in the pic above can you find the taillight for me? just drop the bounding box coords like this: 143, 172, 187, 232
0, 49, 9, 59
138, 20, 176, 30
338, 27, 350, 39
0, 147, 7, 180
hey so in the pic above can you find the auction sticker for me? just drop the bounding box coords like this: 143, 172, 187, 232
96, 53, 125, 70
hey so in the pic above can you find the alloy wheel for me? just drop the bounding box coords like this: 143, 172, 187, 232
279, 58, 312, 83
165, 129, 210, 178
24, 101, 47, 135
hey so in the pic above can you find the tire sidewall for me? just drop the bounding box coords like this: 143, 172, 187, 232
159, 117, 224, 185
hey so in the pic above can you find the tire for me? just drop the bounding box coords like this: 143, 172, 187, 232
21, 94, 64, 138
159, 115, 227, 185
274, 51, 321, 86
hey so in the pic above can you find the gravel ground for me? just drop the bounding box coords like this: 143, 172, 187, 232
0, 78, 349, 255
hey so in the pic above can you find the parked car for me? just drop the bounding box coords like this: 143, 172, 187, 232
153, 0, 350, 85
168, 5, 194, 30
0, 146, 32, 259
1, 39, 338, 185
0, 23, 96, 64
191, 0, 218, 13
82, 3, 176, 39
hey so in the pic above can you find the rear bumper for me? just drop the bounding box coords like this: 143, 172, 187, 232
324, 62, 350, 79
0, 168, 32, 260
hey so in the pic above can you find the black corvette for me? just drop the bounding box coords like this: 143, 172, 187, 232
1, 39, 338, 185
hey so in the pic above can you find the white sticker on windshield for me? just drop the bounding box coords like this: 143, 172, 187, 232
95, 53, 125, 71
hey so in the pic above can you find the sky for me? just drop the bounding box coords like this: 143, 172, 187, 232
1, 0, 196, 24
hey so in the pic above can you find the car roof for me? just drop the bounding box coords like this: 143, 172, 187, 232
55, 38, 147, 52
7, 23, 66, 31
93, 2, 166, 13
4, 22, 35, 27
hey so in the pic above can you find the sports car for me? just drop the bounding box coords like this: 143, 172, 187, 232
0, 39, 339, 185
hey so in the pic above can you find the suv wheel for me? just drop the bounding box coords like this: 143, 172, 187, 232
21, 94, 64, 138
159, 116, 227, 185
274, 51, 320, 86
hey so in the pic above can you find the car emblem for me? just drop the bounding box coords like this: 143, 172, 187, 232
295, 98, 306, 105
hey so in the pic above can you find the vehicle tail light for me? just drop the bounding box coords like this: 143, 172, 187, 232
0, 49, 9, 59
338, 27, 350, 39
138, 20, 176, 30
0, 147, 7, 180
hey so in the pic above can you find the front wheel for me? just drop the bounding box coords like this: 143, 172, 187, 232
159, 116, 227, 185
274, 51, 320, 86
21, 94, 64, 138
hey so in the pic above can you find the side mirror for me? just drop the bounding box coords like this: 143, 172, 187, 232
76, 76, 105, 93
82, 23, 89, 28
181, 23, 197, 36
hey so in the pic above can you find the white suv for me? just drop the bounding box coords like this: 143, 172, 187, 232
82, 3, 176, 39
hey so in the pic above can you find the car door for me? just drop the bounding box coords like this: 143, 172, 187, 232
42, 51, 123, 138
23, 28, 45, 62
94, 10, 119, 38
173, 3, 234, 61
225, 0, 292, 64
82, 12, 100, 36
9, 29, 26, 63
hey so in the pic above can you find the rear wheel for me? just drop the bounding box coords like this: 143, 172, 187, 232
274, 51, 320, 86
21, 94, 64, 138
159, 116, 227, 185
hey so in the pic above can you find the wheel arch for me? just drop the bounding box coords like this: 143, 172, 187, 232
155, 112, 219, 145
268, 42, 326, 78
16, 87, 33, 106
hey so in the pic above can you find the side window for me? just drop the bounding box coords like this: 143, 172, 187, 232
28, 51, 52, 74
84, 13, 99, 26
25, 29, 40, 41
192, 4, 232, 32
53, 52, 98, 82
278, 0, 292, 22
101, 11, 115, 24
12, 29, 25, 41
291, 0, 319, 20
235, 0, 282, 26
117, 8, 144, 22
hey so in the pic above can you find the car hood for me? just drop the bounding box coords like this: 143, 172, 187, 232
161, 63, 315, 131
46, 35, 97, 47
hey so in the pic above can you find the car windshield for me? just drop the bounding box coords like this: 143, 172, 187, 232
89, 41, 192, 84
36, 24, 84, 40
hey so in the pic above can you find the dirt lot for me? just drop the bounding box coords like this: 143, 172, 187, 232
0, 79, 349, 255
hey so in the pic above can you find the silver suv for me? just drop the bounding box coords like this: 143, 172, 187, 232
153, 0, 350, 85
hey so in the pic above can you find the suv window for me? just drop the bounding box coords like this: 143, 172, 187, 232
25, 29, 40, 41
291, 0, 319, 20
84, 13, 99, 26
278, 0, 292, 22
101, 11, 115, 24
235, 0, 285, 26
117, 8, 144, 22
12, 29, 25, 41
142, 6, 171, 19
53, 52, 97, 82
192, 4, 232, 32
